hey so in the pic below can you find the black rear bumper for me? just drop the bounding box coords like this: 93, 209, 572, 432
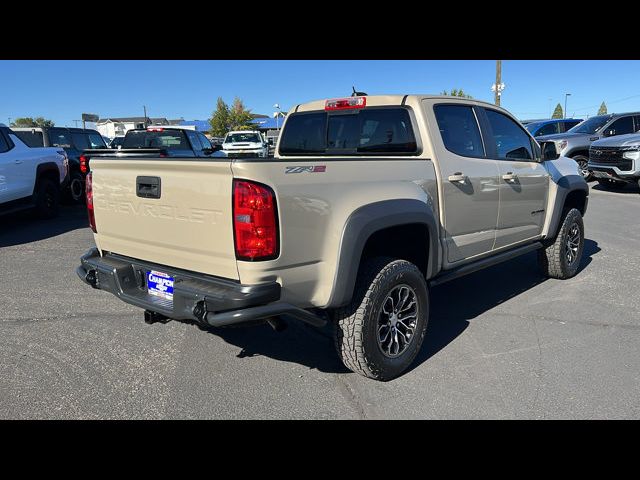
76, 248, 325, 328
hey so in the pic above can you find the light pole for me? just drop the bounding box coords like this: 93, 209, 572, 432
273, 103, 282, 130
564, 93, 571, 119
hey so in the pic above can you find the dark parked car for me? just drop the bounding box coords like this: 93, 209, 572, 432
12, 126, 107, 202
525, 118, 583, 137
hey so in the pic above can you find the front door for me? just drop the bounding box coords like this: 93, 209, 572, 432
480, 108, 549, 249
425, 101, 500, 265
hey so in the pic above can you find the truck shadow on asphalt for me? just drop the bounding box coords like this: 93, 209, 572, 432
196, 238, 601, 378
591, 182, 640, 194
0, 204, 88, 248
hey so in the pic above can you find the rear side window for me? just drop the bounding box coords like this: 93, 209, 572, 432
279, 108, 417, 155
484, 109, 533, 161
433, 105, 485, 157
122, 130, 189, 150
13, 131, 44, 147
48, 128, 73, 148
535, 122, 559, 136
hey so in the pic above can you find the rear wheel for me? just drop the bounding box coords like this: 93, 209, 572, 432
34, 177, 60, 219
572, 155, 591, 181
67, 171, 85, 203
333, 257, 429, 381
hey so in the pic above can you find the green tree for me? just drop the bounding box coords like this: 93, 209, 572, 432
11, 116, 55, 127
229, 97, 254, 130
597, 101, 607, 115
208, 97, 255, 136
552, 103, 564, 119
441, 89, 473, 99
208, 97, 231, 137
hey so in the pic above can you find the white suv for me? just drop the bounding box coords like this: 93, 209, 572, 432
0, 125, 68, 218
222, 130, 268, 158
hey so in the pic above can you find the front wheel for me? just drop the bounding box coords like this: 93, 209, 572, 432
333, 257, 429, 381
572, 155, 591, 181
34, 177, 60, 219
538, 208, 584, 279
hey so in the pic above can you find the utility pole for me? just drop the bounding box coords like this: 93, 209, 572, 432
73, 120, 80, 128
8, 117, 11, 126
143, 105, 148, 127
491, 60, 505, 106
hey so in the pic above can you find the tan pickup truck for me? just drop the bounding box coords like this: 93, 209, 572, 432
77, 95, 589, 380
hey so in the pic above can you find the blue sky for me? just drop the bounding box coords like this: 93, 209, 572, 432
2, 60, 640, 126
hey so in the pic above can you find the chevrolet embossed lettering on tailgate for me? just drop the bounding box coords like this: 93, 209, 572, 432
91, 159, 239, 280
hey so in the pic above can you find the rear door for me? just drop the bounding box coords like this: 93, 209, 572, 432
426, 101, 500, 264
479, 108, 548, 249
90, 157, 239, 280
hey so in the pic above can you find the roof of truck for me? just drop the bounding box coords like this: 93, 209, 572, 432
292, 94, 508, 113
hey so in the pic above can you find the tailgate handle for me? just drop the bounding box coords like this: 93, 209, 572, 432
136, 176, 161, 199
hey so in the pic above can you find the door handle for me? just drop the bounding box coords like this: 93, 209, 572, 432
502, 172, 518, 183
448, 172, 467, 184
14, 159, 22, 164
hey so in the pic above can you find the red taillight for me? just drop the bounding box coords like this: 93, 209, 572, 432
233, 180, 278, 261
325, 96, 366, 110
147, 127, 164, 132
79, 154, 88, 174
86, 172, 96, 233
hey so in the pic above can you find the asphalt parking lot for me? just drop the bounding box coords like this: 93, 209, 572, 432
1, 182, 639, 419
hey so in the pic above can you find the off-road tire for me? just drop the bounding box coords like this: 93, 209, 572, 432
34, 177, 60, 219
597, 178, 627, 190
538, 208, 584, 279
64, 171, 85, 204
333, 257, 429, 381
572, 155, 591, 181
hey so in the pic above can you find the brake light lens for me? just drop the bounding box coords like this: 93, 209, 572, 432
325, 97, 366, 110
79, 154, 88, 174
233, 180, 278, 260
86, 172, 96, 233
147, 128, 164, 132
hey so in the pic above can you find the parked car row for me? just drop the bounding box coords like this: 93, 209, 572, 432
0, 124, 68, 218
12, 126, 107, 203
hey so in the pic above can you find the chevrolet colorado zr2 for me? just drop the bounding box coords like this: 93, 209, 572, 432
77, 95, 589, 381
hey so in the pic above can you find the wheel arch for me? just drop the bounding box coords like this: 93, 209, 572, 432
325, 199, 439, 309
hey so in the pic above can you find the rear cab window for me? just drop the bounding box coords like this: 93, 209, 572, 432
279, 107, 418, 156
13, 130, 44, 147
122, 130, 190, 150
48, 128, 73, 148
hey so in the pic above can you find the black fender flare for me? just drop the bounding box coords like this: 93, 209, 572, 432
325, 199, 439, 309
33, 162, 61, 194
547, 174, 589, 240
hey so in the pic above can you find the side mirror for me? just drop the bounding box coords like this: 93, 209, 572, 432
540, 141, 559, 161
604, 129, 616, 137
202, 147, 215, 155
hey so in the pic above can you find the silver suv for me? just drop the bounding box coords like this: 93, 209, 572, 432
537, 112, 640, 180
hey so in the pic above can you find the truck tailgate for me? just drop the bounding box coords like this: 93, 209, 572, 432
91, 158, 239, 280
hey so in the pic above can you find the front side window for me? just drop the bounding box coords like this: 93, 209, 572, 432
605, 116, 634, 136
278, 108, 417, 155
87, 133, 106, 148
484, 109, 533, 161
197, 132, 212, 149
433, 104, 485, 157
562, 120, 581, 132
186, 130, 203, 151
